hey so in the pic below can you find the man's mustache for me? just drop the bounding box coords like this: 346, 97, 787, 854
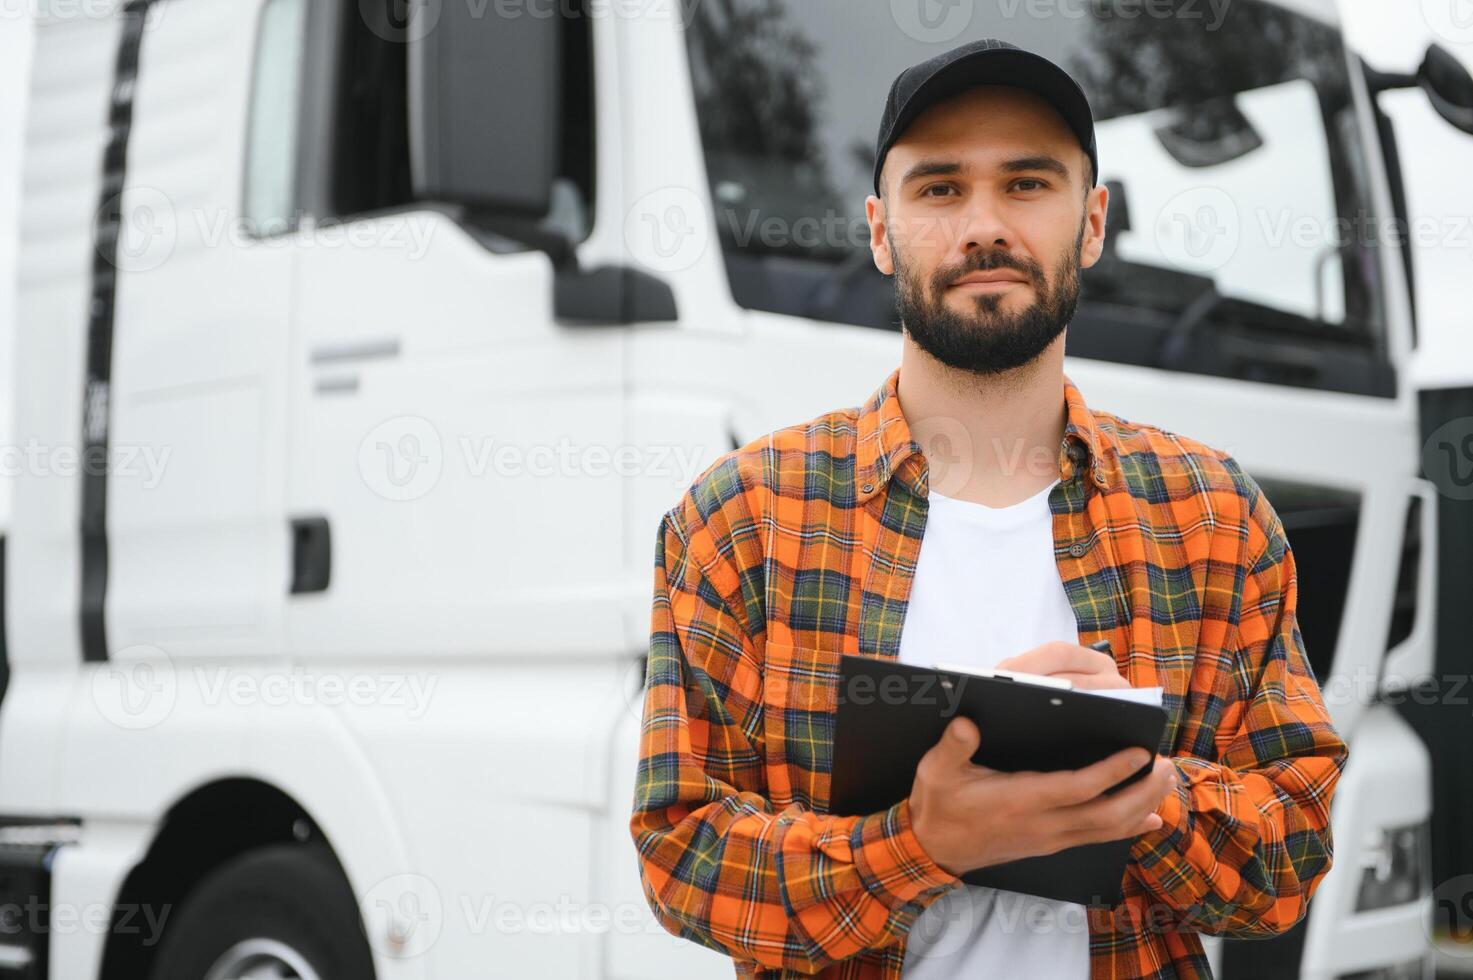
936, 251, 1043, 289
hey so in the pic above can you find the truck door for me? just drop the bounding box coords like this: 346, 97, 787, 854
258, 3, 639, 972
263, 1, 628, 662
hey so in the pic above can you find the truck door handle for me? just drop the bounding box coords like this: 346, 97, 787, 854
290, 517, 332, 595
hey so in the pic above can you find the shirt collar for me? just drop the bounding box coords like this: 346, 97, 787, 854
854, 366, 1112, 504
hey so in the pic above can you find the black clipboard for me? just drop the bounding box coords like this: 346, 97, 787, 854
828, 655, 1168, 907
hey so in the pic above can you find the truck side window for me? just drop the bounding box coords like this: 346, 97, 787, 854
243, 0, 307, 236
329, 0, 413, 217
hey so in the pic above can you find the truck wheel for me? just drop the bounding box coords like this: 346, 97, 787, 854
149, 842, 375, 980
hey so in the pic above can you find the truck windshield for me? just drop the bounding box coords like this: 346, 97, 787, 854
683, 0, 1387, 372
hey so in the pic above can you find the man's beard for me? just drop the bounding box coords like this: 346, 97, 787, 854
893, 220, 1085, 376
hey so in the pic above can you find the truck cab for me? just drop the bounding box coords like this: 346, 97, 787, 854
1, 0, 1461, 977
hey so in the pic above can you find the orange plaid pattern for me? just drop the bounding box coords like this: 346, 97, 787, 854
631, 365, 1346, 978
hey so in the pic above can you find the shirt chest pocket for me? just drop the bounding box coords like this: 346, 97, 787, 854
760, 638, 843, 812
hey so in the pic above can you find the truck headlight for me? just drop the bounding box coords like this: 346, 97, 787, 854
1355, 821, 1430, 912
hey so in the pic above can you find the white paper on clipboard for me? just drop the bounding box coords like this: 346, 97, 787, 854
931, 660, 1164, 706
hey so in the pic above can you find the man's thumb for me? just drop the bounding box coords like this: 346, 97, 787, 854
938, 715, 980, 764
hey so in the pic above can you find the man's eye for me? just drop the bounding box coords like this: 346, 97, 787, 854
1013, 179, 1046, 192
921, 183, 957, 198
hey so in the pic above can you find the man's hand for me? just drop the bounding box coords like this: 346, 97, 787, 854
995, 640, 1129, 690
908, 716, 1176, 876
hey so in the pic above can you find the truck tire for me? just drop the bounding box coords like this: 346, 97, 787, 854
149, 842, 375, 980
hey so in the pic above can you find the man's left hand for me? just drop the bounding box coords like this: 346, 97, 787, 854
994, 640, 1130, 691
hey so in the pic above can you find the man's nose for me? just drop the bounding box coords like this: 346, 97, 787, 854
942, 192, 1014, 259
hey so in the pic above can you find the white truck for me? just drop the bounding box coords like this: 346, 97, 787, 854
1, 0, 1465, 977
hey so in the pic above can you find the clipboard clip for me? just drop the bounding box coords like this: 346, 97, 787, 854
930, 662, 1074, 690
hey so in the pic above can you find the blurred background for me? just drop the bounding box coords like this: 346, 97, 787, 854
0, 1, 1470, 978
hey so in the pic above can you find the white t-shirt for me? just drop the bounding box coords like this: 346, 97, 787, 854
895, 477, 1091, 978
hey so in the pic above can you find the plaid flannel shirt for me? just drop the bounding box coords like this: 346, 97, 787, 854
631, 365, 1347, 979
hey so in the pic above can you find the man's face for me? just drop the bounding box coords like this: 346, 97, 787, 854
867, 85, 1108, 375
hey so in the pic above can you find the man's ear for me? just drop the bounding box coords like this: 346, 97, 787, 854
867, 193, 895, 276
1078, 181, 1109, 270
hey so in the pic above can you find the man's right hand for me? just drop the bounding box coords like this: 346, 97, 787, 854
908, 716, 1176, 876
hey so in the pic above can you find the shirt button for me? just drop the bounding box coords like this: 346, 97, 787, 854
1069, 541, 1089, 557
861, 483, 874, 493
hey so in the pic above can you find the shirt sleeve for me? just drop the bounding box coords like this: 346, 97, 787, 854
630, 505, 960, 973
1126, 469, 1348, 935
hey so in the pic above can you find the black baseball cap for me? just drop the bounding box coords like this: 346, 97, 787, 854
873, 38, 1099, 198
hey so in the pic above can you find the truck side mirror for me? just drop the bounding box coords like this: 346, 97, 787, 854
407, 4, 560, 217
1366, 43, 1473, 136
404, 6, 678, 325
1417, 43, 1473, 136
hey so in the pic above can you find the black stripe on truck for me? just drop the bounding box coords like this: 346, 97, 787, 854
81, 0, 154, 663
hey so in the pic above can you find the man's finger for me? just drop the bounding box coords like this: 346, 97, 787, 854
930, 715, 981, 768
1024, 746, 1153, 808
995, 644, 1118, 679
1051, 671, 1132, 690
1056, 756, 1175, 834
